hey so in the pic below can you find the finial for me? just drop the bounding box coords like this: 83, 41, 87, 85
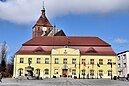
43, 1, 45, 10
41, 1, 45, 15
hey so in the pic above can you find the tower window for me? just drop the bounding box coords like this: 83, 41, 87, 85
38, 27, 40, 30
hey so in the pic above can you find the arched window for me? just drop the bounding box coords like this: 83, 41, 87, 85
37, 27, 40, 31
108, 70, 112, 76
72, 69, 76, 75
36, 69, 40, 76
82, 70, 85, 75
99, 70, 103, 76
18, 68, 23, 76
45, 69, 49, 74
90, 70, 94, 76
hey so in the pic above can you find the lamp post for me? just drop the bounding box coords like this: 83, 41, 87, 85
97, 64, 98, 79
107, 62, 113, 80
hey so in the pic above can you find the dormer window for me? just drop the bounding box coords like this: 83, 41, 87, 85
86, 47, 97, 53
34, 47, 44, 53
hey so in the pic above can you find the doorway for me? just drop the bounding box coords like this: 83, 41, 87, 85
62, 69, 68, 77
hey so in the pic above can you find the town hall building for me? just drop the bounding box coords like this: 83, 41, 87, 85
13, 5, 117, 79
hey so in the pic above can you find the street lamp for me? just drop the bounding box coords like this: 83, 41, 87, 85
97, 62, 100, 79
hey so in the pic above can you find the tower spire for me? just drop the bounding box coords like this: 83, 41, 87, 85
41, 1, 45, 16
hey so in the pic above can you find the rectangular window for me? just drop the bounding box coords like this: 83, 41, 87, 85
72, 58, 76, 64
118, 71, 121, 75
20, 58, 24, 63
55, 58, 58, 64
28, 58, 32, 64
118, 63, 121, 68
72, 70, 76, 75
99, 70, 103, 76
45, 69, 49, 74
90, 70, 94, 76
45, 58, 49, 64
123, 54, 126, 59
82, 59, 85, 64
90, 59, 94, 64
37, 58, 40, 64
123, 63, 126, 67
63, 58, 67, 64
99, 59, 103, 65
108, 59, 112, 63
118, 56, 120, 60
36, 69, 40, 75
82, 70, 85, 75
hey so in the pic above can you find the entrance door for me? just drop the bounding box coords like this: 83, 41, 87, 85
62, 69, 68, 77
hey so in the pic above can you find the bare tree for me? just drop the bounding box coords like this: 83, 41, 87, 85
0, 41, 8, 72
9, 55, 15, 65
5, 55, 14, 77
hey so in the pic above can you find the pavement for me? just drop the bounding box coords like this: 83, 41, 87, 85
0, 78, 129, 86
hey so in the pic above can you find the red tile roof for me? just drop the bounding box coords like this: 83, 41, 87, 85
34, 15, 52, 27
23, 36, 110, 46
16, 36, 116, 56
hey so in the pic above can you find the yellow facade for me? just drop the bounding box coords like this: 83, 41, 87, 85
13, 48, 117, 79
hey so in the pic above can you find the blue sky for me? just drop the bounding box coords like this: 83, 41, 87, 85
0, 0, 129, 62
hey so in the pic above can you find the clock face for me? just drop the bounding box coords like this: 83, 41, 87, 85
42, 27, 47, 31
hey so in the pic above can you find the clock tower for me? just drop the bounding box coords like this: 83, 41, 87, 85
32, 3, 58, 38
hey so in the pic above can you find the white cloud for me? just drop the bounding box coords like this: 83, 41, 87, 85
0, 0, 129, 24
114, 38, 129, 44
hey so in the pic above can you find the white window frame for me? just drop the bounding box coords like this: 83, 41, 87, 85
45, 58, 49, 64
99, 70, 103, 76
72, 70, 76, 75
99, 59, 103, 65
108, 59, 112, 63
37, 58, 40, 64
90, 59, 94, 64
28, 58, 32, 64
123, 54, 126, 59
90, 70, 94, 76
118, 56, 120, 60
72, 58, 76, 64
108, 70, 112, 76
82, 70, 85, 75
45, 69, 49, 74
20, 58, 24, 63
55, 58, 59, 64
82, 59, 85, 64
63, 58, 67, 64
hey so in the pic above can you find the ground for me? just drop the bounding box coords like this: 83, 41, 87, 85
0, 78, 129, 86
